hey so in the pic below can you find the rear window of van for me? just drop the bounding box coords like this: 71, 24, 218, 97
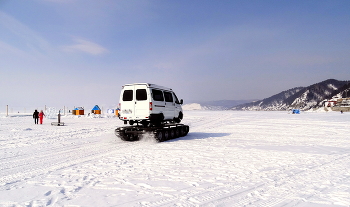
123, 90, 133, 101
136, 89, 147, 101
152, 89, 164, 101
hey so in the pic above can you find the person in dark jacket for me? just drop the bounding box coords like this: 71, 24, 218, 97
33, 110, 39, 124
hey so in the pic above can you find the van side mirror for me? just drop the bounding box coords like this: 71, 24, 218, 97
180, 99, 183, 105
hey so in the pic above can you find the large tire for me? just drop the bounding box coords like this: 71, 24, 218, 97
155, 130, 164, 142
183, 125, 189, 136
174, 112, 183, 123
169, 129, 175, 140
179, 126, 185, 137
115, 129, 129, 141
120, 135, 129, 141
174, 127, 180, 138
163, 130, 169, 141
127, 133, 139, 141
179, 111, 183, 119
114, 129, 119, 136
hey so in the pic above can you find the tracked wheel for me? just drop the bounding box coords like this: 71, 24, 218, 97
183, 125, 189, 136
127, 133, 139, 141
154, 130, 164, 142
163, 130, 169, 141
174, 127, 180, 138
115, 124, 189, 142
178, 126, 185, 137
169, 129, 175, 140
115, 128, 129, 141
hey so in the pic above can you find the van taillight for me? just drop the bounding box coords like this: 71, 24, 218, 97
118, 103, 121, 110
149, 102, 152, 111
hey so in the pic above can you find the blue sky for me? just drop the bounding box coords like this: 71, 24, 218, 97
1, 0, 350, 110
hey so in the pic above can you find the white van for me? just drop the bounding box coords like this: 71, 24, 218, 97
118, 83, 183, 126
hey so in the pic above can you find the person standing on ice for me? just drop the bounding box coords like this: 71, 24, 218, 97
39, 110, 45, 124
33, 110, 39, 124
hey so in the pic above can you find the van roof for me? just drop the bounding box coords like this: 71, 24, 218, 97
124, 83, 173, 91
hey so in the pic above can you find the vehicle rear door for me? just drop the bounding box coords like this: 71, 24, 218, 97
120, 85, 135, 119
134, 85, 150, 119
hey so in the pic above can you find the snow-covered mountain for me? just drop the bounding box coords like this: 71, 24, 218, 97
321, 81, 350, 101
183, 79, 349, 111
232, 79, 349, 111
231, 87, 304, 111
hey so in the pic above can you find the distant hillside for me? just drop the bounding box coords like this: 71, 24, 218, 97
322, 81, 350, 100
183, 100, 255, 110
198, 100, 257, 110
182, 103, 202, 110
231, 87, 304, 111
232, 79, 349, 111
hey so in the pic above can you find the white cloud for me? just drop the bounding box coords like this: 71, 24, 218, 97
0, 11, 51, 55
61, 38, 108, 55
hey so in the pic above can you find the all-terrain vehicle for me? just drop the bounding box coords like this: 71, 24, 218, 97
115, 83, 189, 142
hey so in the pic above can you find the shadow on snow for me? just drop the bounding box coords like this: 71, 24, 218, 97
168, 132, 231, 142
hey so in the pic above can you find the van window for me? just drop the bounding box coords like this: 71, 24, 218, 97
164, 91, 173, 102
123, 90, 133, 101
136, 89, 147, 101
152, 89, 164, 101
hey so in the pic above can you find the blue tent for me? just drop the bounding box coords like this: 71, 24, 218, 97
92, 105, 101, 110
91, 105, 101, 114
292, 109, 300, 114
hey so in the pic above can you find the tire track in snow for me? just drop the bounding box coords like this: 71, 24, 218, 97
0, 129, 117, 171
0, 137, 136, 188
2, 112, 350, 206
144, 153, 349, 207
133, 112, 350, 206
0, 141, 99, 171
184, 112, 233, 133
198, 153, 350, 206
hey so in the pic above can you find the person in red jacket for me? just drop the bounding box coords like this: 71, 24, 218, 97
39, 110, 45, 124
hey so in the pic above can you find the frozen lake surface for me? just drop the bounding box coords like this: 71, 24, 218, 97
0, 111, 349, 206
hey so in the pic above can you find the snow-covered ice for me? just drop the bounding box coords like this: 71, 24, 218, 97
0, 111, 349, 206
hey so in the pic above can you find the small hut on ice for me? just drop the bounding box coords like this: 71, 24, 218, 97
292, 109, 300, 114
73, 107, 84, 115
91, 105, 101, 114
